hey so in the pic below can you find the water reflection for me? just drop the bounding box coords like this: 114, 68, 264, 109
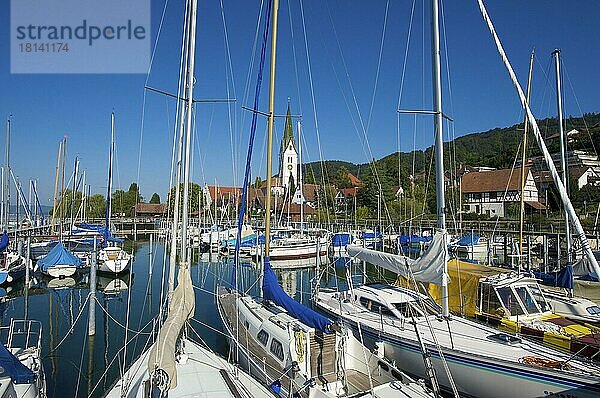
0, 240, 358, 397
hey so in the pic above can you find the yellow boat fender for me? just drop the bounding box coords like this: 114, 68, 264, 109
295, 330, 304, 363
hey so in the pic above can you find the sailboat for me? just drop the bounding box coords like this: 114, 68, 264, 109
104, 1, 274, 396
316, 1, 600, 397
97, 113, 132, 274
0, 319, 46, 398
218, 0, 433, 397
0, 231, 27, 286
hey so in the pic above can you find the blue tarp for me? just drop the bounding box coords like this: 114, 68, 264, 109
0, 231, 8, 253
360, 231, 382, 240
262, 258, 333, 334
0, 342, 35, 384
458, 233, 480, 246
37, 241, 82, 272
535, 264, 574, 289
332, 233, 353, 247
398, 235, 432, 245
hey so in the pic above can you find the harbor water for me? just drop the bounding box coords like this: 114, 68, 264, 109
0, 239, 378, 397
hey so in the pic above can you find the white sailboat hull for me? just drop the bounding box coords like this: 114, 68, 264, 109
44, 265, 77, 278
98, 247, 132, 273
104, 337, 273, 397
317, 288, 600, 398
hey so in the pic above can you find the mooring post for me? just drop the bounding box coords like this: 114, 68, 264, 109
149, 233, 153, 276
88, 236, 97, 336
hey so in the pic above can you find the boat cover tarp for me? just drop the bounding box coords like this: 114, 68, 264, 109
37, 241, 82, 272
572, 251, 600, 282
0, 231, 8, 253
148, 267, 195, 389
399, 235, 431, 245
262, 258, 333, 334
0, 342, 36, 384
332, 233, 353, 247
535, 265, 574, 289
348, 229, 449, 285
427, 259, 508, 317
360, 231, 382, 239
457, 233, 480, 246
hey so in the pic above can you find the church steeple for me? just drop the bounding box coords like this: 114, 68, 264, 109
278, 98, 298, 190
281, 99, 296, 151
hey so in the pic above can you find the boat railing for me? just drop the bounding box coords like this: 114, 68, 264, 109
1, 319, 43, 353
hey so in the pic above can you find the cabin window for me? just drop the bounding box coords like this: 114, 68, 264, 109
270, 339, 285, 361
393, 302, 412, 317
473, 193, 482, 200
359, 297, 395, 317
586, 306, 600, 315
257, 330, 269, 346
527, 285, 550, 312
489, 191, 497, 200
496, 287, 524, 316
515, 286, 540, 314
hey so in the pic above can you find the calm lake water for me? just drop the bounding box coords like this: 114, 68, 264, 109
0, 239, 385, 397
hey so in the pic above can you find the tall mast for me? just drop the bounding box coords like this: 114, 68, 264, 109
4, 118, 10, 231
264, 0, 280, 256
297, 120, 303, 235
106, 113, 115, 235
50, 139, 62, 235
70, 156, 79, 232
519, 49, 535, 274
168, 0, 196, 300
553, 49, 572, 265
180, 0, 198, 265
430, 0, 449, 317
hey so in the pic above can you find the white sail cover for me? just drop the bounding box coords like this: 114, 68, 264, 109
148, 266, 195, 390
347, 229, 449, 285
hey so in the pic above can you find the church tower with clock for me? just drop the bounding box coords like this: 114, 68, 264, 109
279, 101, 298, 192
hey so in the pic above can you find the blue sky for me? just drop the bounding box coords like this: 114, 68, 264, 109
1, 0, 599, 205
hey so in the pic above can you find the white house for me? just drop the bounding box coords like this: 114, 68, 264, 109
461, 168, 544, 217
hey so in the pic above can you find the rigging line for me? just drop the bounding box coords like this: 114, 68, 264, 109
43, 291, 91, 358
219, 0, 239, 188
323, 1, 387, 223
440, 0, 459, 232
135, 0, 171, 212
288, 0, 303, 114
93, 296, 153, 335
239, 0, 265, 139
300, 0, 333, 225
562, 60, 598, 157
397, 0, 417, 195
74, 321, 88, 398
365, 0, 390, 136
88, 319, 156, 397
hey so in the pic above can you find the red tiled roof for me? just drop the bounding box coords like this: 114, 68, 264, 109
525, 201, 546, 210
206, 186, 242, 201
461, 168, 527, 193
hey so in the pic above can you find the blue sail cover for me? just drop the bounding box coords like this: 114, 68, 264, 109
262, 258, 333, 334
360, 231, 382, 239
0, 343, 35, 384
399, 235, 432, 245
535, 264, 574, 289
0, 231, 8, 253
37, 241, 82, 272
332, 233, 353, 247
458, 233, 480, 246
